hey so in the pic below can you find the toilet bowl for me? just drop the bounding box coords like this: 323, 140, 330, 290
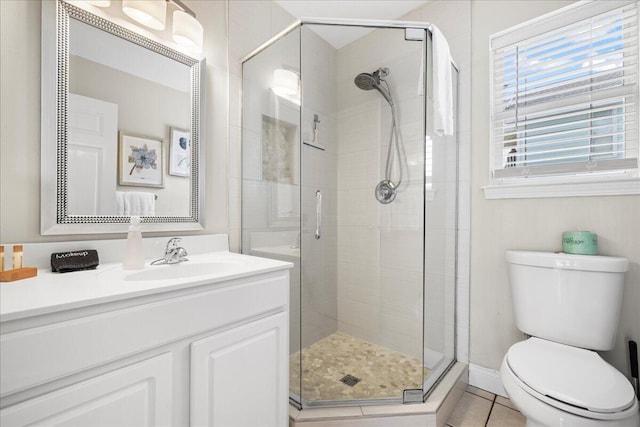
501, 338, 639, 427
501, 251, 639, 427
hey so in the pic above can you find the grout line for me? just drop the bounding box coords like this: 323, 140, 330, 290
483, 395, 497, 427
493, 400, 512, 409
466, 387, 496, 402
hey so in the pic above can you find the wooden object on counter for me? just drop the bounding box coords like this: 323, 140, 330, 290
0, 267, 38, 282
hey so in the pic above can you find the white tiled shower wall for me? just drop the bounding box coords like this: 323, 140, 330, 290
228, 0, 471, 365
335, 27, 427, 360
300, 28, 340, 348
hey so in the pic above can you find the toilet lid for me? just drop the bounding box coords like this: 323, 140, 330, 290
506, 338, 636, 413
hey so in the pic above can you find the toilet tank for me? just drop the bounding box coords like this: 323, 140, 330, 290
506, 250, 628, 351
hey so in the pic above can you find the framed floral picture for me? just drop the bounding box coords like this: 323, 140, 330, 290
169, 127, 190, 177
118, 132, 164, 188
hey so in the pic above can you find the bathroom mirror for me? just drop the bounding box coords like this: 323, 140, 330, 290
41, 0, 205, 234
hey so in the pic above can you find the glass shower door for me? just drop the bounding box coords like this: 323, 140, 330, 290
299, 24, 427, 405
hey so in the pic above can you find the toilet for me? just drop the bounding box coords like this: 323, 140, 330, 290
500, 250, 639, 427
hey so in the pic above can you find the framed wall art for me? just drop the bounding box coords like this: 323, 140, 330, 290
169, 127, 190, 177
118, 132, 164, 188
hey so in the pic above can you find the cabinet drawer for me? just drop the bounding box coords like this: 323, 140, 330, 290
1, 271, 288, 397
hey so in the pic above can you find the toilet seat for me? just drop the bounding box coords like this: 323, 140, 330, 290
505, 338, 637, 419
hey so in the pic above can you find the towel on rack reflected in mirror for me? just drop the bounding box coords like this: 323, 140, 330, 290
116, 191, 156, 216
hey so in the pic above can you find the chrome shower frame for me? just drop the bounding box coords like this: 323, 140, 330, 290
241, 17, 459, 410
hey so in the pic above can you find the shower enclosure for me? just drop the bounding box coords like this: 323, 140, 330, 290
241, 19, 458, 408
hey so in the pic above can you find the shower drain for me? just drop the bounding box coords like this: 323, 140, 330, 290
339, 374, 361, 387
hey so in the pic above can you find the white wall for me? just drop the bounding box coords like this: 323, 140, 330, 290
469, 0, 640, 383
0, 0, 228, 243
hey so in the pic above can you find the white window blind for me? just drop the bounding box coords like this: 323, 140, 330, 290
490, 0, 639, 183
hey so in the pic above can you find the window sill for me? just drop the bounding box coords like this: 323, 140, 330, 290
483, 178, 640, 199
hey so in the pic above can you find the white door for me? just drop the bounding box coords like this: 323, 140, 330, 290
190, 313, 288, 427
67, 93, 118, 215
0, 353, 173, 426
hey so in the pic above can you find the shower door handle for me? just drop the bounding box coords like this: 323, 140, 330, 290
315, 190, 322, 240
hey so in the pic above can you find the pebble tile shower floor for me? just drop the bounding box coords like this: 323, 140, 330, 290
289, 332, 428, 401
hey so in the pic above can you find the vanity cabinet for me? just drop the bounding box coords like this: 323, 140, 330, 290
0, 269, 290, 427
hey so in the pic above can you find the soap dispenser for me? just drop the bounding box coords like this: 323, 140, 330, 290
123, 216, 144, 270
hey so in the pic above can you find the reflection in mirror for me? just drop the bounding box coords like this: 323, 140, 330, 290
68, 18, 191, 217
41, 0, 204, 234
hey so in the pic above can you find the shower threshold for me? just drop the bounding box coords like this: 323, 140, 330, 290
289, 361, 467, 426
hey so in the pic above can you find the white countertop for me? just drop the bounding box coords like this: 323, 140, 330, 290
1, 251, 292, 323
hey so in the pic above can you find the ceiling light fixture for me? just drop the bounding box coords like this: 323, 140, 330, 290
172, 8, 204, 54
121, 0, 204, 54
122, 0, 166, 30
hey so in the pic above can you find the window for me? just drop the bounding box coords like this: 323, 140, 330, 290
487, 0, 639, 198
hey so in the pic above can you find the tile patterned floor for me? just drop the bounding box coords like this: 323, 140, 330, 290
446, 385, 526, 427
289, 332, 428, 401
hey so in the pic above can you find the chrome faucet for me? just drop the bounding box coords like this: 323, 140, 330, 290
151, 237, 188, 265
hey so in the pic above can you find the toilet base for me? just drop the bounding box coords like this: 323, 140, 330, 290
500, 358, 640, 427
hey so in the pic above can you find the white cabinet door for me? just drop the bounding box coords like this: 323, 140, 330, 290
0, 353, 173, 427
190, 313, 288, 427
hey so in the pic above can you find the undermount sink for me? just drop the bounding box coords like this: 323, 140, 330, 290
123, 261, 240, 282
93, 249, 288, 286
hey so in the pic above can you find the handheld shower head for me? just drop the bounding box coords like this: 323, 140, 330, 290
354, 68, 393, 106
353, 67, 405, 204
354, 72, 378, 91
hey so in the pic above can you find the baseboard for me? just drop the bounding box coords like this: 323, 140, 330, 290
468, 363, 507, 397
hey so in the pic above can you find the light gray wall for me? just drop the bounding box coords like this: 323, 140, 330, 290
0, 0, 229, 243
470, 0, 640, 380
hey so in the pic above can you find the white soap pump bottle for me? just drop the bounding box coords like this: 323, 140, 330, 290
123, 215, 144, 270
